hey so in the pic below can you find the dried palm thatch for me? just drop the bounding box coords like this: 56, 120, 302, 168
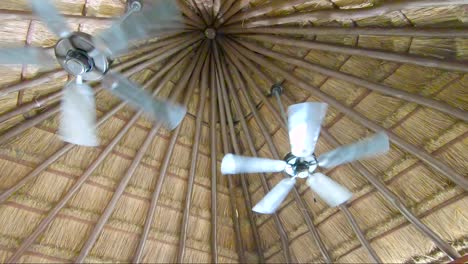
0, 0, 467, 263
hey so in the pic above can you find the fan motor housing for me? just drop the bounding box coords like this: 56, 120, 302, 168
55, 32, 111, 81
284, 152, 318, 178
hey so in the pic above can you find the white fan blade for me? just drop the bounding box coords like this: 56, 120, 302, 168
221, 154, 287, 175
29, 0, 72, 38
252, 177, 296, 214
288, 102, 328, 157
307, 173, 352, 207
0, 47, 55, 65
317, 132, 390, 169
94, 0, 181, 56
59, 80, 98, 147
101, 72, 186, 130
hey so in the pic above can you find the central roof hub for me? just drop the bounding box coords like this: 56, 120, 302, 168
204, 28, 216, 39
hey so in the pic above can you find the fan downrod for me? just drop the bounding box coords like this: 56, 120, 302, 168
284, 153, 318, 178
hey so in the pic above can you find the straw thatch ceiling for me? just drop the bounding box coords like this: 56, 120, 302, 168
0, 0, 467, 263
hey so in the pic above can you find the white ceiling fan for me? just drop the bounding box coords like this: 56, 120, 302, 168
0, 0, 186, 147
221, 102, 390, 214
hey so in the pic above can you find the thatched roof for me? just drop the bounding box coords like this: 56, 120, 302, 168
0, 0, 467, 263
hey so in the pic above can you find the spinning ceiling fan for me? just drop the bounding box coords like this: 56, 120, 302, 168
0, 0, 186, 146
221, 102, 390, 214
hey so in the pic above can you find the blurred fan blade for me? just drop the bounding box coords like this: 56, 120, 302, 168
59, 80, 98, 147
252, 178, 296, 214
307, 173, 352, 207
29, 0, 72, 38
221, 154, 287, 175
0, 47, 55, 65
94, 0, 181, 56
317, 132, 389, 168
101, 72, 186, 130
288, 102, 328, 157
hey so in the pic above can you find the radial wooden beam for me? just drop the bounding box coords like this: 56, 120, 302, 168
0, 70, 66, 98
74, 42, 209, 263
217, 42, 296, 264
339, 204, 383, 263
79, 128, 162, 262
234, 0, 467, 28
225, 39, 468, 191
219, 0, 251, 26
0, 90, 61, 124
130, 50, 204, 263
213, 0, 221, 19
241, 34, 468, 73
219, 50, 287, 132
222, 38, 461, 260
192, 0, 211, 25
233, 38, 468, 122
225, 0, 311, 25
0, 35, 202, 146
209, 50, 219, 264
176, 43, 210, 263
220, 25, 468, 38
4, 45, 198, 263
215, 0, 236, 26
213, 42, 259, 263
176, 0, 206, 28
221, 40, 332, 263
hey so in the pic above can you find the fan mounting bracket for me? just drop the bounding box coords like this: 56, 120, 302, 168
270, 83, 283, 96
55, 32, 111, 81
284, 152, 318, 178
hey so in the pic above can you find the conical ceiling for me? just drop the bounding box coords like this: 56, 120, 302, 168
0, 0, 467, 263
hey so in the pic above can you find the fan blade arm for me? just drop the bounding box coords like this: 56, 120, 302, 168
101, 73, 186, 130
317, 132, 390, 168
0, 47, 55, 65
29, 0, 72, 38
93, 0, 182, 56
252, 178, 297, 214
288, 102, 328, 157
307, 173, 352, 207
221, 154, 287, 175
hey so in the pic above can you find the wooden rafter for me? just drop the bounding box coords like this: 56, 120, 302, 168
232, 0, 467, 28
213, 42, 265, 263
176, 42, 210, 263
130, 49, 200, 263
213, 43, 249, 263
239, 34, 468, 73
221, 26, 468, 38
209, 48, 219, 264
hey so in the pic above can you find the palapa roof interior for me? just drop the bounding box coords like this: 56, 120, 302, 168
0, 0, 467, 263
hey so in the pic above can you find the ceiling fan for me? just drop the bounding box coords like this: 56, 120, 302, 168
221, 102, 390, 214
0, 0, 186, 146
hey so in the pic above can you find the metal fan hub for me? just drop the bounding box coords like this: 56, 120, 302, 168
284, 152, 318, 178
55, 32, 111, 81
65, 50, 92, 75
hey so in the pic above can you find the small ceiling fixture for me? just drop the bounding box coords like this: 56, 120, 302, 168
221, 85, 390, 214
0, 0, 186, 147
